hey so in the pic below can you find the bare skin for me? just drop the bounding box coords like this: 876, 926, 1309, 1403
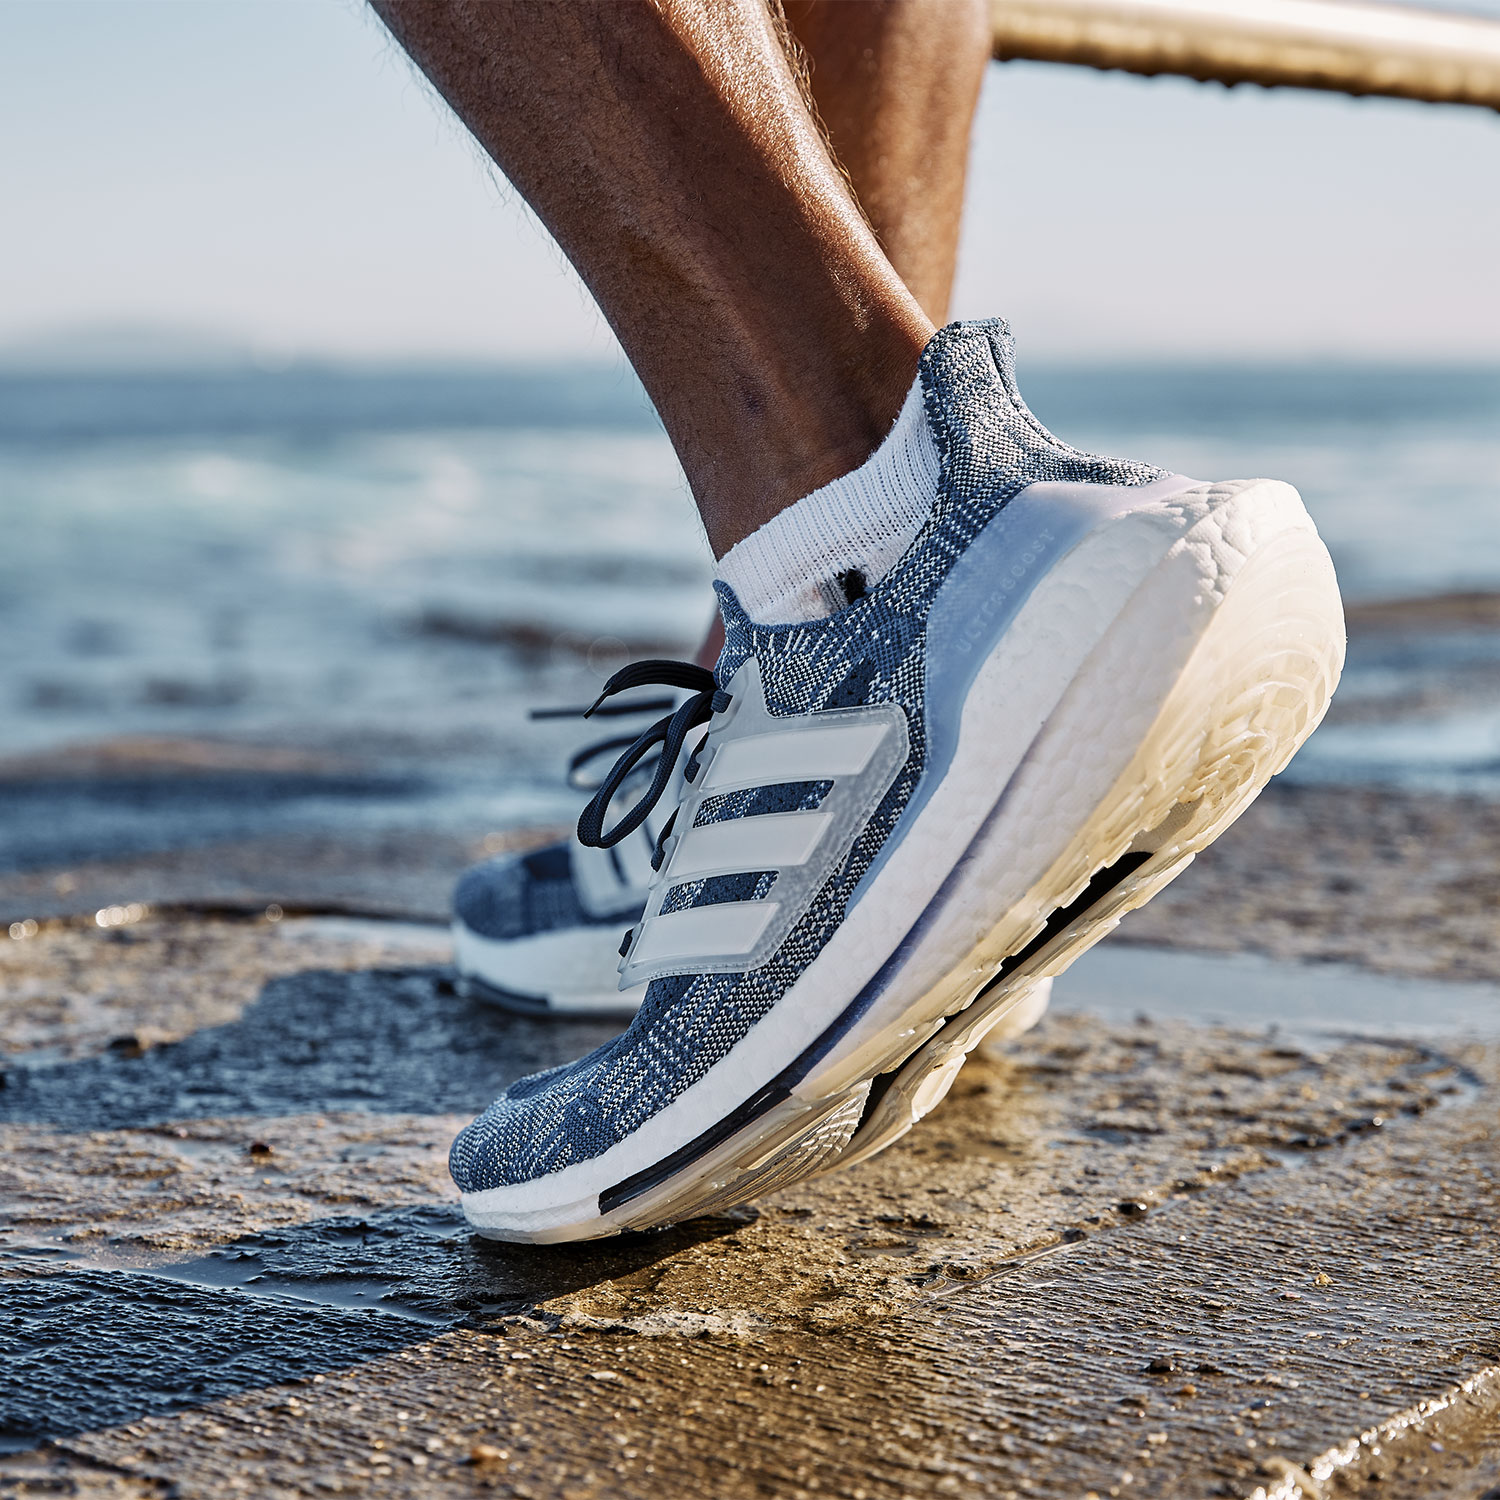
782, 0, 988, 325
371, 0, 988, 558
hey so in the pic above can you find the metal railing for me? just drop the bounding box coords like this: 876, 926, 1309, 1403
991, 0, 1500, 111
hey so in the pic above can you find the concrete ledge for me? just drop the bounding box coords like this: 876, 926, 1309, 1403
2, 906, 1498, 1497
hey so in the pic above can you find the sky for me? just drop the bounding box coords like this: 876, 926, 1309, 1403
2, 0, 1498, 365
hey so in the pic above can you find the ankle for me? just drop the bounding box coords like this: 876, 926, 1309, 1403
715, 371, 940, 624
694, 301, 931, 556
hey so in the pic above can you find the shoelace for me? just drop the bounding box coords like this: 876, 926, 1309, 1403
573, 660, 731, 850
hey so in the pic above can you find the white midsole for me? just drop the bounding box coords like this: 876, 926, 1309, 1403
461, 478, 1325, 1231
804, 479, 1318, 1088
453, 922, 645, 1014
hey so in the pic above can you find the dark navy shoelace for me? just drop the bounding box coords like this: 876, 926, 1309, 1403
570, 660, 730, 850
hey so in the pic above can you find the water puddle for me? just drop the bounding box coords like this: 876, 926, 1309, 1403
147, 1206, 474, 1326
1051, 943, 1500, 1040
0, 1242, 81, 1268
153, 1257, 456, 1326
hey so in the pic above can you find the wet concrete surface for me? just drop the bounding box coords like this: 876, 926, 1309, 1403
3, 773, 1500, 1497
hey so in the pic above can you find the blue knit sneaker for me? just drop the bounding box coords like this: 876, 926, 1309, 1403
450, 320, 1345, 1241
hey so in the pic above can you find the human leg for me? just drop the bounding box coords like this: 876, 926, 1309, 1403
782, 0, 989, 323
371, 0, 933, 556
683, 0, 989, 656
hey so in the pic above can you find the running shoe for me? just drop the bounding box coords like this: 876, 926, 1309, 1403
450, 318, 1345, 1241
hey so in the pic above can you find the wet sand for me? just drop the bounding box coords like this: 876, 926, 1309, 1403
3, 764, 1500, 1497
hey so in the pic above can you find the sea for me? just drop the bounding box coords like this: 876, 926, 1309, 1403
2, 361, 1499, 858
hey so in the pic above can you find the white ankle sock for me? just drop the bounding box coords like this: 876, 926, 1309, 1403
715, 375, 939, 624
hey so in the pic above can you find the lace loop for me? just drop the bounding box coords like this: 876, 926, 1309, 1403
583, 659, 719, 718
576, 660, 721, 849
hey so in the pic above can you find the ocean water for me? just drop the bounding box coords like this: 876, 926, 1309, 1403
2, 362, 1498, 799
